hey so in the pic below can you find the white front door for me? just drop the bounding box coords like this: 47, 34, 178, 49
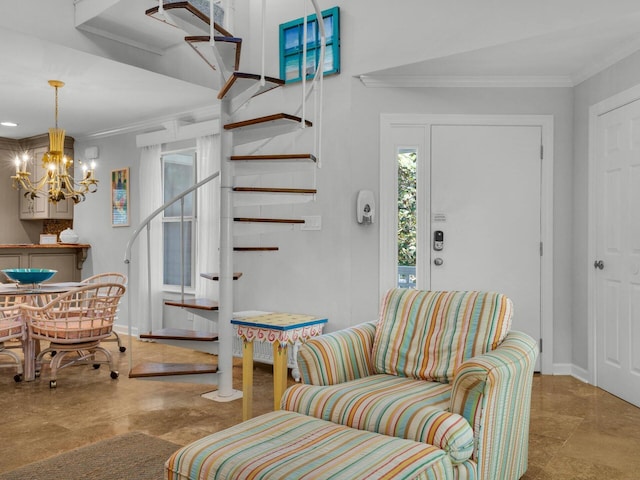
381, 116, 552, 371
429, 125, 542, 348
594, 100, 640, 407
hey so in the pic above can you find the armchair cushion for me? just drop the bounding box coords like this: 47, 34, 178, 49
372, 289, 512, 383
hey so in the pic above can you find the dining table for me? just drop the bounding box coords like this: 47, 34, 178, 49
0, 281, 85, 381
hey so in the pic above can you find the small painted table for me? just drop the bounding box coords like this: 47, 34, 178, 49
231, 312, 327, 420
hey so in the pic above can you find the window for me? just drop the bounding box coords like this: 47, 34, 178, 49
162, 151, 196, 289
279, 6, 340, 83
397, 148, 417, 288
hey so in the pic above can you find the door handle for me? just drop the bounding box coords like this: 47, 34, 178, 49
434, 258, 444, 266
594, 260, 604, 270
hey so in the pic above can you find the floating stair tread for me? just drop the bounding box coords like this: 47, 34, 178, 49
234, 217, 305, 224
129, 362, 218, 378
140, 328, 218, 341
146, 2, 232, 37
225, 113, 312, 131
234, 247, 279, 251
164, 298, 219, 310
225, 114, 313, 144
233, 187, 317, 194
186, 35, 242, 73
218, 72, 284, 101
230, 154, 317, 163
200, 272, 243, 281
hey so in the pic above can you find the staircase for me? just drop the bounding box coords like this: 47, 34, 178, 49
125, 0, 324, 400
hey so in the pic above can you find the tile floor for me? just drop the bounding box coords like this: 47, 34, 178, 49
1, 336, 639, 479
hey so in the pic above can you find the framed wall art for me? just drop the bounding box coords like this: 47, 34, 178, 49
111, 167, 130, 227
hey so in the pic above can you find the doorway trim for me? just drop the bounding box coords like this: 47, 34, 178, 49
587, 83, 640, 386
379, 114, 554, 374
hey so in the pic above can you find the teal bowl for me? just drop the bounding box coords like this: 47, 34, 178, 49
2, 268, 57, 284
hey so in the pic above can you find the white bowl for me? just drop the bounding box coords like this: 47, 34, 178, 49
59, 229, 79, 244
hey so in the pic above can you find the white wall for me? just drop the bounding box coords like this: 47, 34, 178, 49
73, 132, 141, 329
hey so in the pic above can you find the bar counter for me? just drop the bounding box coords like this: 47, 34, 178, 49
0, 244, 91, 282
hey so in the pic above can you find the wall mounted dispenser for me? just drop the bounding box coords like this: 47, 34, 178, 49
356, 190, 375, 224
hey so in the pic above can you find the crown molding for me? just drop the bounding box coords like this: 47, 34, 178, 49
358, 74, 574, 88
78, 104, 220, 141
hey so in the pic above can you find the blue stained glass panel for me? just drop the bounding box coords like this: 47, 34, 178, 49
284, 26, 299, 51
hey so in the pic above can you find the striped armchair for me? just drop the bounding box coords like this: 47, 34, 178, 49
282, 289, 538, 480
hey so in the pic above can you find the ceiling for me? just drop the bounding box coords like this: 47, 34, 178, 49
2, 1, 640, 141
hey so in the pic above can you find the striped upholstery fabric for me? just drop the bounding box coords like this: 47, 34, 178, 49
165, 410, 454, 480
450, 331, 538, 480
297, 321, 376, 386
372, 289, 512, 383
283, 375, 473, 464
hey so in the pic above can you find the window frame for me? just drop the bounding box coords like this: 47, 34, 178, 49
161, 149, 198, 293
279, 6, 340, 84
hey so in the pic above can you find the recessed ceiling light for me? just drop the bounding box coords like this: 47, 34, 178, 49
1, 121, 18, 127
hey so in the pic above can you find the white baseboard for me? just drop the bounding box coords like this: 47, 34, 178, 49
552, 363, 573, 375
552, 363, 592, 384
571, 364, 591, 384
113, 324, 139, 337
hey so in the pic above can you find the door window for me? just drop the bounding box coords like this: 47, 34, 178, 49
397, 148, 417, 288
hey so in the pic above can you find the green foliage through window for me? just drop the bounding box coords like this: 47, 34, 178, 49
398, 150, 417, 267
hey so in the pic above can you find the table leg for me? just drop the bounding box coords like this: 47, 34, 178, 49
22, 337, 35, 381
242, 340, 254, 421
272, 343, 288, 411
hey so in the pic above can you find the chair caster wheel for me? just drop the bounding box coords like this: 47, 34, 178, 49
119, 346, 126, 352
14, 374, 22, 382
50, 380, 57, 388
110, 371, 119, 379
93, 364, 101, 369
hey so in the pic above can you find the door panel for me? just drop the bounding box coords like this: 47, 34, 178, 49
429, 125, 542, 346
596, 99, 640, 407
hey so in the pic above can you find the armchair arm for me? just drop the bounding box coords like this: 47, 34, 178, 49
297, 321, 376, 385
450, 330, 538, 480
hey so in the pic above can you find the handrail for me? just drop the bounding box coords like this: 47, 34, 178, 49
123, 169, 220, 368
124, 170, 220, 264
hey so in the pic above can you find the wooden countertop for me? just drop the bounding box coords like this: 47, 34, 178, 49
0, 244, 90, 249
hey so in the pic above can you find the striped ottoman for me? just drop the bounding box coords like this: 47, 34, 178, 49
165, 410, 453, 479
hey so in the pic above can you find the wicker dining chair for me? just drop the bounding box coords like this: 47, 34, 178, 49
0, 300, 25, 382
82, 272, 127, 352
21, 282, 126, 388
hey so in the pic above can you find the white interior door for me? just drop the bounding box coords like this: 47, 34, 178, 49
594, 100, 640, 407
428, 125, 542, 349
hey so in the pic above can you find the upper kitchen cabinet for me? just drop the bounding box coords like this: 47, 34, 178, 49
18, 135, 74, 220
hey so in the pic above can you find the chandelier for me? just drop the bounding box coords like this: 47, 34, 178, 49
11, 80, 98, 204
